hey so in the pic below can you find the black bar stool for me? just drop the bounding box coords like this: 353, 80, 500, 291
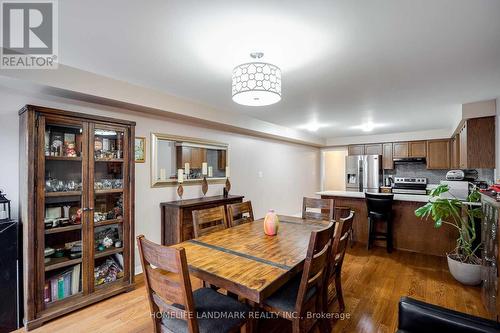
365, 193, 394, 252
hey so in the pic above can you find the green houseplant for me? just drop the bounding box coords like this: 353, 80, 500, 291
415, 184, 483, 285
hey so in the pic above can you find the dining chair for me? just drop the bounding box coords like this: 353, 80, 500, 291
227, 201, 254, 227
324, 211, 355, 314
302, 197, 334, 221
261, 222, 335, 333
192, 206, 228, 238
137, 235, 252, 333
334, 205, 356, 247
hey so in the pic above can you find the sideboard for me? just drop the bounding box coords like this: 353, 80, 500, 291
160, 195, 244, 245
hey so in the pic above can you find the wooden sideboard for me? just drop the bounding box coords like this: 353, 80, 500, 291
160, 195, 244, 245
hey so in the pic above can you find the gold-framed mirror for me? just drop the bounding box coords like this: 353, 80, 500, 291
151, 133, 229, 187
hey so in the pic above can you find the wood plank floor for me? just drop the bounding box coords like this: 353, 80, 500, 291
14, 244, 490, 333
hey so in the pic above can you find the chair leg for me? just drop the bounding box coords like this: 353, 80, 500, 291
335, 273, 345, 313
292, 318, 300, 333
367, 217, 372, 250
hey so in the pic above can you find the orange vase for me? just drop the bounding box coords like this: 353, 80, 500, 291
263, 209, 280, 236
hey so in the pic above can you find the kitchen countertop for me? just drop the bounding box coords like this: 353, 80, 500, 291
316, 190, 430, 203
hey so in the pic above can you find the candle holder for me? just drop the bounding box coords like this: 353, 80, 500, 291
176, 183, 184, 200
201, 176, 208, 196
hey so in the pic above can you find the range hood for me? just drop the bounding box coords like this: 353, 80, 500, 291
393, 157, 426, 164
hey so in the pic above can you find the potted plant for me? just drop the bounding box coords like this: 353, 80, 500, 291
415, 184, 483, 285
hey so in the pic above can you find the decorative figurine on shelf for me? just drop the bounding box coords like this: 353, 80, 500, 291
264, 209, 280, 236
177, 169, 184, 200
102, 236, 114, 248
201, 162, 208, 196
65, 143, 77, 157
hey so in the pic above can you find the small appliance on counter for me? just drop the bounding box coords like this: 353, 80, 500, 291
446, 169, 479, 182
392, 177, 427, 195
440, 180, 469, 200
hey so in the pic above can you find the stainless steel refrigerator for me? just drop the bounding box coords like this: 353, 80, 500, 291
345, 155, 382, 193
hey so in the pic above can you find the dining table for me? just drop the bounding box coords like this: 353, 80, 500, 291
172, 215, 331, 303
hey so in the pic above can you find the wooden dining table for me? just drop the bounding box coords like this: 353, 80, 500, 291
172, 215, 331, 303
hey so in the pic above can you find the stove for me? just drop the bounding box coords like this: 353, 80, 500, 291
392, 177, 427, 195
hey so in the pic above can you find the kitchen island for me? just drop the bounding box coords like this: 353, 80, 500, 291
318, 190, 457, 256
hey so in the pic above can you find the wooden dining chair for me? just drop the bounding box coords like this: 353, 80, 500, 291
334, 205, 356, 248
192, 206, 228, 238
137, 235, 251, 333
227, 201, 254, 227
324, 211, 355, 314
302, 197, 334, 221
261, 222, 335, 333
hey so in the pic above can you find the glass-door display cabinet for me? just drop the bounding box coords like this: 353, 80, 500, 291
19, 105, 135, 330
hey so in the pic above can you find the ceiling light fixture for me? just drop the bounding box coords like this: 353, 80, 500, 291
232, 52, 281, 106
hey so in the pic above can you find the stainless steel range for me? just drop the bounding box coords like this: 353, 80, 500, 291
393, 177, 427, 195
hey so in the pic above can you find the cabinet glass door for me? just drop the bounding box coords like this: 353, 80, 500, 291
90, 124, 129, 290
40, 116, 87, 307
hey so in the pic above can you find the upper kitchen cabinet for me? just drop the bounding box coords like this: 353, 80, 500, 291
450, 135, 460, 169
458, 116, 495, 169
382, 143, 394, 169
364, 143, 383, 155
393, 142, 409, 158
426, 139, 450, 169
409, 141, 427, 158
176, 145, 207, 169
348, 144, 365, 155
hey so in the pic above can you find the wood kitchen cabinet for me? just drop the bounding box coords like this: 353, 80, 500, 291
426, 139, 451, 169
348, 144, 365, 155
458, 116, 495, 169
364, 143, 383, 155
217, 150, 227, 169
450, 135, 460, 169
409, 141, 427, 158
176, 146, 207, 169
393, 142, 409, 158
382, 143, 394, 169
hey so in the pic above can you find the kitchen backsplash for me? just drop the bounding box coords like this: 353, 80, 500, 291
384, 163, 494, 185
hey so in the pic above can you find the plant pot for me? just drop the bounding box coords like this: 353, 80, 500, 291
447, 255, 482, 286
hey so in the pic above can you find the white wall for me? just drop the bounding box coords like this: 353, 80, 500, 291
321, 148, 348, 191
0, 87, 320, 273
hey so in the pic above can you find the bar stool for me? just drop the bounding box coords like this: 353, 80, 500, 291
365, 193, 394, 253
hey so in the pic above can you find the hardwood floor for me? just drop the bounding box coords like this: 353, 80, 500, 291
15, 244, 489, 333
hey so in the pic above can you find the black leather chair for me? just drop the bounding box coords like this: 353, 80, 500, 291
398, 297, 500, 333
365, 193, 394, 252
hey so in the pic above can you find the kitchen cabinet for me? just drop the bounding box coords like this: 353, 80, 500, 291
409, 141, 427, 158
393, 142, 409, 158
364, 143, 383, 155
426, 139, 451, 169
348, 144, 365, 155
458, 117, 495, 169
218, 150, 226, 169
176, 146, 207, 169
382, 143, 394, 169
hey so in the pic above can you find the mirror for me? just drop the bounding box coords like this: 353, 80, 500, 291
151, 133, 229, 187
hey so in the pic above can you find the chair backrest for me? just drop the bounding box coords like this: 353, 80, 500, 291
334, 205, 352, 221
365, 193, 394, 216
295, 222, 334, 315
302, 197, 334, 221
227, 201, 254, 227
137, 235, 198, 333
192, 206, 228, 238
330, 211, 355, 274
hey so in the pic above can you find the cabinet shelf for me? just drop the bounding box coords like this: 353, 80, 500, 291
45, 156, 82, 161
95, 189, 123, 195
94, 218, 123, 227
45, 257, 82, 272
45, 191, 82, 198
45, 224, 82, 235
95, 158, 124, 163
95, 247, 123, 259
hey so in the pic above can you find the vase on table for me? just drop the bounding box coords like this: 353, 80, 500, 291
264, 209, 280, 236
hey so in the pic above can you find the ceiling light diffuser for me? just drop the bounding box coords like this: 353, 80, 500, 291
232, 53, 281, 106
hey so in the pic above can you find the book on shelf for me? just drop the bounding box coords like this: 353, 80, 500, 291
45, 263, 81, 303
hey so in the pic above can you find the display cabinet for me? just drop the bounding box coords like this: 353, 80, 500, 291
19, 105, 135, 330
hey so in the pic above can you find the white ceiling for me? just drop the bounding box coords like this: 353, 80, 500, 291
58, 0, 500, 139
